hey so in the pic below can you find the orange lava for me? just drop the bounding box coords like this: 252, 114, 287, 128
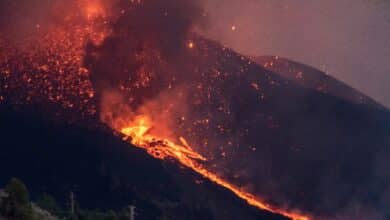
119, 115, 310, 220
80, 0, 107, 20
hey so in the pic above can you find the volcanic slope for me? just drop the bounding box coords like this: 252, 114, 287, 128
176, 38, 390, 218
254, 56, 384, 109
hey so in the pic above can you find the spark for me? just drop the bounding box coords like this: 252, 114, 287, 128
188, 41, 195, 49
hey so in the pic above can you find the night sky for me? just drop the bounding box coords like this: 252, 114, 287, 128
201, 0, 390, 107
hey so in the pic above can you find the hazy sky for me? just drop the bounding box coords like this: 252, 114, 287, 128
201, 0, 390, 107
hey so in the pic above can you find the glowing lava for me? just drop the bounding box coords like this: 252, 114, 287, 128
120, 115, 310, 220
78, 0, 107, 20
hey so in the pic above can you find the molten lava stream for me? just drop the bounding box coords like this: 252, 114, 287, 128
119, 115, 310, 220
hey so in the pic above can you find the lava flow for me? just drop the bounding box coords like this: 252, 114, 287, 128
119, 115, 310, 220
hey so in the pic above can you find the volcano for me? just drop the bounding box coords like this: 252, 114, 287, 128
1, 33, 390, 219
1, 1, 390, 219
85, 32, 390, 219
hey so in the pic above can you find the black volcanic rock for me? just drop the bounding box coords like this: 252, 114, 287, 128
0, 104, 287, 220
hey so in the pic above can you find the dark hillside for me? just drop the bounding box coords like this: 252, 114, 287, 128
0, 104, 287, 220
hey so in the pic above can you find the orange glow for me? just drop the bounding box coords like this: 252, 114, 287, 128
119, 114, 310, 220
188, 41, 195, 49
121, 115, 206, 161
81, 0, 106, 20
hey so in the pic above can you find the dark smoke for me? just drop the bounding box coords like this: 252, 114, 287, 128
85, 0, 205, 109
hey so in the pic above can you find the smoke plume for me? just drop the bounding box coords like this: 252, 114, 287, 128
85, 0, 205, 109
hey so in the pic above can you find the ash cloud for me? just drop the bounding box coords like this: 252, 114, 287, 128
85, 0, 205, 109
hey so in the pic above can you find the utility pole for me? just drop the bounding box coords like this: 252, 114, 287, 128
129, 204, 136, 220
70, 191, 75, 215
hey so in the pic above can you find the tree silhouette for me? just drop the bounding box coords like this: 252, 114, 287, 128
1, 178, 35, 220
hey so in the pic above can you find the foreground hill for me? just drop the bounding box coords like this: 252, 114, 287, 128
0, 104, 287, 220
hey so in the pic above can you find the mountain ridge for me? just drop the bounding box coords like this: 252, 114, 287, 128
253, 55, 385, 109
